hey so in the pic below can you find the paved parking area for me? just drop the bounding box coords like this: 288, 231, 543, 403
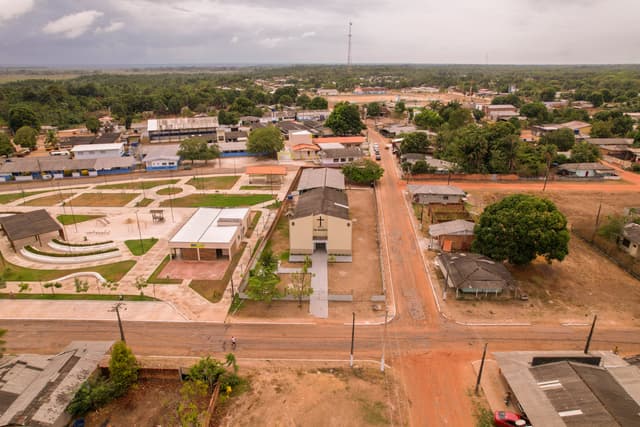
161, 259, 229, 280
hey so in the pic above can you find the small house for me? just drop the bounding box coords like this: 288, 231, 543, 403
436, 252, 514, 297
408, 185, 466, 205
318, 147, 364, 167
428, 220, 475, 251
619, 223, 640, 258
557, 162, 617, 178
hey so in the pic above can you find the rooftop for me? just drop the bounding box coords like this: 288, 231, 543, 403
142, 143, 180, 161
437, 252, 514, 292
623, 223, 640, 243
314, 136, 366, 145
558, 162, 615, 172
319, 147, 363, 158
147, 116, 219, 132
429, 220, 475, 237
587, 138, 634, 146
408, 184, 466, 196
297, 168, 345, 192
170, 208, 249, 245
0, 209, 61, 242
70, 142, 123, 152
293, 187, 349, 220
245, 165, 287, 176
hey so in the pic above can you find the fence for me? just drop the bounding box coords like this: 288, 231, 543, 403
572, 227, 640, 280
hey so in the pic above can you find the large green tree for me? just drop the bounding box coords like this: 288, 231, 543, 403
519, 102, 550, 123
246, 264, 281, 305
246, 126, 284, 156
85, 116, 100, 134
570, 141, 600, 163
109, 340, 139, 396
308, 96, 328, 110
177, 137, 219, 164
342, 158, 384, 184
366, 102, 381, 117
8, 105, 39, 133
0, 133, 15, 157
325, 102, 365, 135
540, 128, 575, 151
472, 194, 570, 265
14, 126, 38, 150
399, 132, 430, 154
414, 109, 444, 130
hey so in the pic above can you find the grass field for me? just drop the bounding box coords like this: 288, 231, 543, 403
156, 187, 183, 195
135, 198, 154, 207
96, 179, 179, 190
125, 238, 158, 256
187, 175, 239, 190
22, 193, 74, 206
71, 192, 140, 207
0, 255, 135, 282
0, 190, 49, 204
239, 185, 277, 191
57, 214, 104, 225
0, 293, 155, 301
160, 193, 273, 208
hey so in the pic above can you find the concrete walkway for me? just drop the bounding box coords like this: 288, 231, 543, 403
309, 250, 329, 318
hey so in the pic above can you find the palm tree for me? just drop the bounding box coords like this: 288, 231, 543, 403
225, 353, 238, 373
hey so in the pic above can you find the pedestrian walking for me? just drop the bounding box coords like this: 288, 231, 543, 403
231, 336, 237, 350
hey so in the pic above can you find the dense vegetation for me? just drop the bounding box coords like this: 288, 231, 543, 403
4, 65, 640, 130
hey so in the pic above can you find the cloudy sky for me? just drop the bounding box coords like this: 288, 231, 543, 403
1, 0, 639, 66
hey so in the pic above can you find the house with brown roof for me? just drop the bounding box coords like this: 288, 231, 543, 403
289, 187, 351, 257
428, 220, 475, 252
436, 252, 514, 297
317, 147, 364, 167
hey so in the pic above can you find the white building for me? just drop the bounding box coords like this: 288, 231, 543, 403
71, 143, 124, 159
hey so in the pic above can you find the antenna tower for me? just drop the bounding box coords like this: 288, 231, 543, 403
347, 22, 353, 69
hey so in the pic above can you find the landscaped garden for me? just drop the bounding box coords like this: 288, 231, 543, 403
187, 175, 239, 190
125, 238, 158, 256
95, 179, 179, 190
70, 193, 140, 207
57, 214, 104, 225
160, 194, 273, 208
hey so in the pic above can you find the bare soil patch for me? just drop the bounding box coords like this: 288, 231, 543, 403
21, 192, 73, 206
439, 188, 640, 326
71, 192, 140, 207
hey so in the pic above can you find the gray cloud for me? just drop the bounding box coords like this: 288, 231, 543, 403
0, 0, 638, 65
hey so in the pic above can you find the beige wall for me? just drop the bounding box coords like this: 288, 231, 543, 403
289, 216, 314, 255
292, 150, 318, 160
327, 216, 352, 255
289, 132, 313, 146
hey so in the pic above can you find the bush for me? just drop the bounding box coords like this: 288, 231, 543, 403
67, 376, 117, 416
109, 341, 139, 396
52, 238, 114, 247
24, 245, 118, 257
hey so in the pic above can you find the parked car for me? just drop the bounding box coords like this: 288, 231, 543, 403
494, 411, 529, 427
375, 153, 381, 161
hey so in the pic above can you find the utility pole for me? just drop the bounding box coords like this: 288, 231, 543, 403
350, 312, 356, 367
591, 203, 602, 243
584, 315, 597, 354
380, 309, 388, 372
135, 211, 144, 254
475, 343, 488, 395
347, 22, 353, 71
110, 302, 126, 342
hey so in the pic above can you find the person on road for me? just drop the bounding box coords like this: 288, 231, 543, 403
231, 336, 237, 350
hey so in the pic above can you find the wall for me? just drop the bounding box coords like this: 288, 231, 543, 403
409, 173, 519, 182
327, 216, 352, 255
289, 216, 314, 255
415, 194, 463, 205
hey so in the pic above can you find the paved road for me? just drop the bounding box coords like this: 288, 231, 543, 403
2, 127, 640, 425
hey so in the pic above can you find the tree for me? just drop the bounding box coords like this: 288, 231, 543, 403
109, 340, 139, 396
519, 102, 549, 123
341, 158, 384, 184
74, 278, 89, 293
272, 86, 299, 105
85, 117, 101, 134
414, 109, 444, 130
189, 356, 226, 389
308, 96, 328, 110
491, 94, 522, 107
411, 160, 435, 174
366, 102, 381, 117
287, 256, 313, 307
590, 120, 613, 138
539, 128, 575, 151
472, 194, 570, 265
8, 105, 39, 133
296, 94, 311, 109
325, 102, 365, 135
587, 91, 604, 107
539, 87, 557, 102
246, 265, 281, 305
14, 126, 38, 150
134, 276, 148, 296
399, 132, 430, 154
225, 352, 238, 373
44, 129, 58, 149
246, 126, 284, 156
570, 141, 600, 163
597, 214, 625, 241
177, 137, 218, 164
218, 109, 240, 125
43, 282, 62, 294
395, 101, 406, 113
0, 133, 15, 157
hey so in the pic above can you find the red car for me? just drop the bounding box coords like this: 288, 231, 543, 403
494, 411, 529, 427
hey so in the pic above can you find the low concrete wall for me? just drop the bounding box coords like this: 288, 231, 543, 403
20, 248, 120, 264
409, 173, 520, 182
48, 241, 116, 253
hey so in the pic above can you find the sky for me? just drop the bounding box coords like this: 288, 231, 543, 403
1, 0, 639, 66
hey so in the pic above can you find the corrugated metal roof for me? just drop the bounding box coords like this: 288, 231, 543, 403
297, 168, 345, 192
170, 208, 249, 244
293, 187, 349, 220
429, 220, 475, 237
437, 252, 513, 292
147, 116, 219, 132
71, 143, 123, 152
408, 185, 466, 196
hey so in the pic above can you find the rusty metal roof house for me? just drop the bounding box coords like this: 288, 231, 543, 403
436, 252, 514, 296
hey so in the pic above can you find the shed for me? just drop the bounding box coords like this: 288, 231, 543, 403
619, 223, 640, 258
0, 209, 64, 251
246, 165, 287, 184
428, 220, 475, 251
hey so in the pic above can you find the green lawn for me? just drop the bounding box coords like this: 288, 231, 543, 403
0, 190, 48, 204
156, 187, 183, 196
147, 255, 182, 284
239, 185, 277, 191
125, 238, 158, 256
136, 198, 154, 207
246, 211, 262, 237
187, 175, 240, 190
0, 254, 135, 282
95, 179, 179, 190
0, 293, 155, 301
161, 193, 274, 208
57, 214, 104, 225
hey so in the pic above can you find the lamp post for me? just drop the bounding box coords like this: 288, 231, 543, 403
110, 302, 126, 342
350, 312, 356, 367
135, 211, 144, 254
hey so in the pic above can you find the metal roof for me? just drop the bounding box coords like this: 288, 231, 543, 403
142, 143, 180, 162
314, 136, 365, 145
293, 187, 349, 220
297, 168, 345, 192
70, 143, 123, 152
623, 223, 640, 243
319, 147, 363, 158
147, 116, 219, 132
437, 252, 513, 292
429, 220, 475, 237
170, 208, 249, 244
0, 209, 61, 242
245, 165, 287, 175
408, 184, 466, 197
558, 162, 615, 172
587, 138, 634, 146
